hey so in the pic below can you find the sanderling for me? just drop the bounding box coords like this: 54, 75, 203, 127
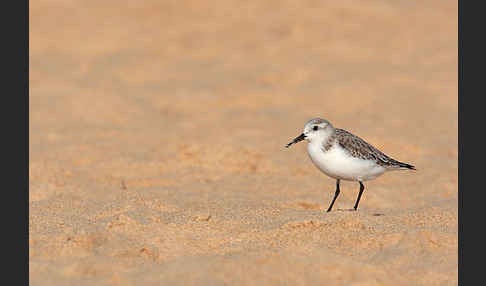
285, 118, 415, 212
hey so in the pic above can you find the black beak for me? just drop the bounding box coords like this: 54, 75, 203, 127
285, 133, 306, 148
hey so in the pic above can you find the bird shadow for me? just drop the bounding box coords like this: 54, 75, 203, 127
334, 208, 385, 216
335, 208, 357, 212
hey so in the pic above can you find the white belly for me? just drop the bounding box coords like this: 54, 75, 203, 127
306, 142, 386, 181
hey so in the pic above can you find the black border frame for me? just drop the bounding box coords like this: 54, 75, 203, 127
3, 0, 29, 284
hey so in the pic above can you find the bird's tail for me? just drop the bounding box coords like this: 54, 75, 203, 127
393, 161, 416, 171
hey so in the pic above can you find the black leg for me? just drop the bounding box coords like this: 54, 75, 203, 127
353, 181, 365, 210
326, 179, 340, 212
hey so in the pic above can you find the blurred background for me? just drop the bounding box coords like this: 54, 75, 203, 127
30, 1, 457, 285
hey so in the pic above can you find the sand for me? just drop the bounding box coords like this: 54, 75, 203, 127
29, 0, 458, 285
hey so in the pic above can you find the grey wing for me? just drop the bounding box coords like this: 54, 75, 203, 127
335, 129, 402, 167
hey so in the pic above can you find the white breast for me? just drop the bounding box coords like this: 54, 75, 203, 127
306, 141, 386, 181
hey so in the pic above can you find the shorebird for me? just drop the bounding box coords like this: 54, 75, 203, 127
285, 118, 415, 212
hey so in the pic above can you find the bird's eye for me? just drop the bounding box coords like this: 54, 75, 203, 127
313, 126, 318, 131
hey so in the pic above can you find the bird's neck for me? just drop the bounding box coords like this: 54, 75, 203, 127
310, 129, 336, 151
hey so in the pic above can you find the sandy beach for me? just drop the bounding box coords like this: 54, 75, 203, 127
30, 0, 457, 285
